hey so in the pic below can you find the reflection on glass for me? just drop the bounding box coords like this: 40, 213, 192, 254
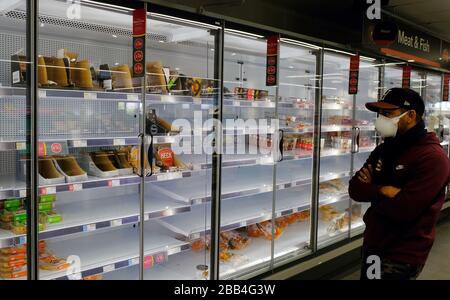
0, 0, 30, 281
273, 42, 316, 263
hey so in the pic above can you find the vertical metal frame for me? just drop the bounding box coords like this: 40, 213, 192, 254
26, 0, 39, 280
138, 2, 148, 281
269, 33, 281, 270
209, 19, 224, 280
309, 48, 324, 253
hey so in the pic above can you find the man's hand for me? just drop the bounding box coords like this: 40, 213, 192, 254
357, 164, 373, 184
379, 186, 401, 198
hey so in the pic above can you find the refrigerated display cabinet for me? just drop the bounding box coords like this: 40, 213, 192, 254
0, 0, 445, 281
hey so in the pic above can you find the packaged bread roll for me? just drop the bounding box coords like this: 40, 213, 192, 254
44, 57, 69, 87
111, 64, 133, 90
72, 60, 93, 89
146, 61, 167, 94
53, 155, 87, 176
38, 157, 64, 180
37, 56, 48, 86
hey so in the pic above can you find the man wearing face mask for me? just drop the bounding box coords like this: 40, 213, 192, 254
349, 87, 450, 280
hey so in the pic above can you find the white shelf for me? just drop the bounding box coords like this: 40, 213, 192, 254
103, 221, 312, 280
103, 250, 210, 280
40, 222, 188, 280
152, 154, 352, 204
157, 186, 348, 239
0, 186, 190, 247
104, 219, 361, 280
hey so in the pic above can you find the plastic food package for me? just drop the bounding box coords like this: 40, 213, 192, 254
39, 253, 71, 271
219, 251, 234, 262
220, 231, 251, 250
111, 64, 133, 91
44, 57, 69, 87
83, 274, 103, 280
3, 199, 22, 210
0, 209, 26, 223
247, 224, 264, 238
191, 238, 206, 252
0, 260, 26, 268
0, 266, 27, 279
275, 217, 289, 229
0, 253, 26, 263
319, 205, 342, 222
53, 155, 87, 177
38, 157, 65, 180
247, 221, 282, 240
39, 195, 56, 203
146, 61, 167, 94
11, 222, 45, 235
72, 59, 93, 89
37, 55, 48, 86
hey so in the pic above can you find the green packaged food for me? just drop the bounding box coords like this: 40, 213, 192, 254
46, 214, 62, 224
12, 211, 27, 223
4, 205, 22, 212
39, 195, 56, 203
4, 199, 22, 209
39, 202, 53, 212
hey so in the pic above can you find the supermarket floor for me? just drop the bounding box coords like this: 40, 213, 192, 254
338, 215, 450, 280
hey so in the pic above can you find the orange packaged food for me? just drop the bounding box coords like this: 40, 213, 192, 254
83, 274, 103, 280
220, 231, 250, 250
0, 268, 27, 279
258, 221, 282, 240
0, 245, 27, 255
191, 239, 206, 252
0, 253, 26, 262
219, 251, 234, 262
0, 260, 26, 268
39, 253, 71, 271
284, 214, 299, 225
275, 217, 289, 229
298, 210, 310, 221
247, 224, 263, 238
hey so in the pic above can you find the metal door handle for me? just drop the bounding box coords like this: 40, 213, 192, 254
278, 129, 284, 162
352, 127, 360, 153
146, 134, 153, 177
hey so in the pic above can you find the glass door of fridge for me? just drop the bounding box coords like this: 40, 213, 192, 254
424, 72, 443, 135
36, 0, 141, 280
0, 0, 32, 281
317, 51, 354, 249
272, 41, 317, 264
350, 58, 379, 238
138, 15, 219, 281
384, 64, 423, 95
216, 32, 277, 279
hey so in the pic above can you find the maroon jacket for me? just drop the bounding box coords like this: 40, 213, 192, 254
349, 126, 450, 265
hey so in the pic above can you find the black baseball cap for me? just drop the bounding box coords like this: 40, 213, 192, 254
365, 88, 425, 117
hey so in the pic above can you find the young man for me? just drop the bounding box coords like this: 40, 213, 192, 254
349, 88, 450, 280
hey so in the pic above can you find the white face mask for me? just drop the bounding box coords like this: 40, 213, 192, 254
375, 111, 409, 138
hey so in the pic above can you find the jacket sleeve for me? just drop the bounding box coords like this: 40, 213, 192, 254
348, 146, 384, 203
372, 151, 450, 223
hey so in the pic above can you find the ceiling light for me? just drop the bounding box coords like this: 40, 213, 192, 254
112, 34, 117, 38
159, 40, 165, 43
408, 59, 415, 63
289, 66, 294, 69
114, 62, 119, 66
40, 23, 45, 28
231, 53, 236, 56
